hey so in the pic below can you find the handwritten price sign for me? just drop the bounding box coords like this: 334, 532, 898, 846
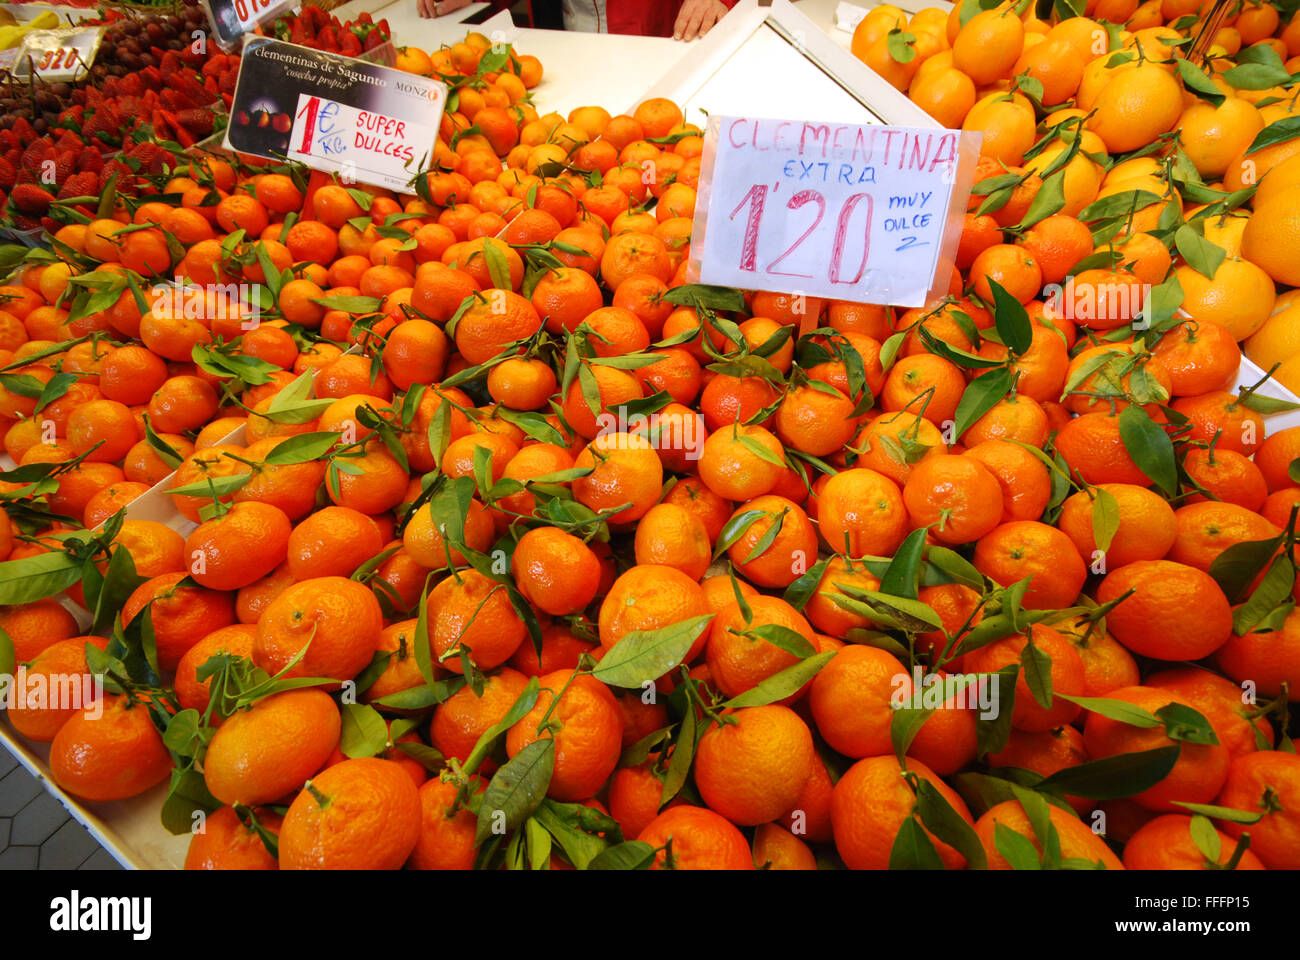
13, 27, 103, 82
692, 116, 981, 308
289, 93, 440, 191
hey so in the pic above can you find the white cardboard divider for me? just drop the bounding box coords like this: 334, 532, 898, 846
632, 0, 939, 127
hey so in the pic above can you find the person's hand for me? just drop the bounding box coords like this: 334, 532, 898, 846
418, 0, 471, 18
674, 0, 728, 41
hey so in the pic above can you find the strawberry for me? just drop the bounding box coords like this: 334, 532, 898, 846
128, 141, 167, 176
10, 214, 43, 232
118, 73, 144, 97
57, 171, 98, 200
9, 183, 55, 217
77, 149, 104, 175
173, 72, 210, 105
177, 109, 214, 137
20, 141, 52, 175
52, 151, 76, 186
0, 158, 15, 191
99, 159, 138, 197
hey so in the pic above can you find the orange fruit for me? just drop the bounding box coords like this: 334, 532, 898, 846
1241, 184, 1300, 286
1168, 501, 1278, 571
572, 430, 663, 523
505, 669, 622, 801
288, 506, 385, 581
816, 467, 909, 558
0, 598, 79, 662
1056, 483, 1177, 569
633, 502, 712, 581
174, 624, 258, 717
902, 453, 1003, 544
1216, 605, 1300, 703
809, 644, 907, 758
988, 725, 1092, 814
694, 705, 814, 826
1084, 685, 1230, 812
707, 596, 814, 701
975, 799, 1123, 869
973, 520, 1087, 609
963, 439, 1051, 522
964, 625, 1086, 731
1147, 666, 1275, 760
254, 576, 383, 682
6, 636, 110, 743
512, 525, 601, 616
204, 689, 341, 806
1096, 560, 1232, 661
185, 501, 292, 592
49, 694, 172, 802
1054, 412, 1149, 486
1086, 63, 1182, 153
831, 754, 973, 870
1215, 751, 1300, 869
428, 568, 526, 673
279, 757, 421, 869
953, 6, 1024, 85
636, 805, 755, 870
431, 667, 529, 768
121, 572, 237, 672
409, 778, 478, 870
725, 494, 818, 589
184, 805, 282, 871
401, 497, 494, 570
1122, 814, 1265, 870
856, 411, 947, 485
599, 563, 709, 654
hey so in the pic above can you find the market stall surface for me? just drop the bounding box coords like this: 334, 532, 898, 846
0, 746, 121, 870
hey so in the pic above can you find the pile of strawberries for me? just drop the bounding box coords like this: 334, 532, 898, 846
0, 48, 238, 232
266, 7, 391, 57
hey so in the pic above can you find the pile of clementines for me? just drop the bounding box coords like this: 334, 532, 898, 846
0, 5, 1299, 871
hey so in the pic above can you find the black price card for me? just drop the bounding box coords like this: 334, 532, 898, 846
224, 38, 447, 192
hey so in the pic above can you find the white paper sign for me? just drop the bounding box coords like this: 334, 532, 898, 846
288, 93, 440, 192
692, 116, 980, 308
12, 26, 103, 82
